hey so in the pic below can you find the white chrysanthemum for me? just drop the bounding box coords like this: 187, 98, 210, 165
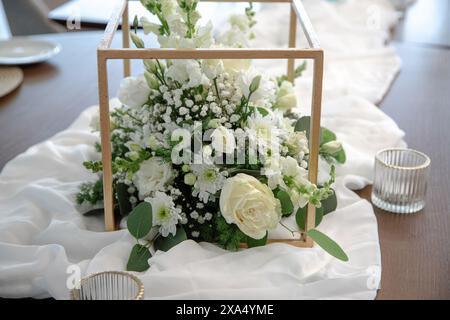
246, 112, 281, 158
117, 75, 151, 108
211, 126, 236, 154
145, 191, 181, 237
191, 164, 226, 203
133, 157, 173, 199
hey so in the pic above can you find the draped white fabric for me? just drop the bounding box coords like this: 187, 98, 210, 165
0, 0, 407, 299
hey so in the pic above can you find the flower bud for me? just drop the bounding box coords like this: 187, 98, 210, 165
184, 173, 197, 186
321, 141, 343, 155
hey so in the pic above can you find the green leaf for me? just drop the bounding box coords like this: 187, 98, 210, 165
126, 244, 151, 272
322, 189, 337, 215
320, 127, 337, 146
276, 190, 294, 216
154, 226, 187, 252
247, 232, 268, 248
307, 229, 349, 262
295, 206, 323, 231
82, 208, 104, 216
127, 202, 152, 239
333, 149, 346, 164
294, 116, 311, 138
249, 75, 261, 93
256, 107, 269, 117
116, 183, 132, 217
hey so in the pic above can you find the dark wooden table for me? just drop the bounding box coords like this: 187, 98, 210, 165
1, 0, 449, 299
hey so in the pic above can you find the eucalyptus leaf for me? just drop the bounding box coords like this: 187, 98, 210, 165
295, 205, 323, 231
126, 244, 151, 272
333, 149, 346, 164
276, 190, 294, 216
154, 226, 187, 252
322, 189, 337, 215
307, 229, 349, 262
294, 116, 311, 138
116, 183, 132, 217
247, 232, 268, 248
127, 202, 152, 239
320, 127, 337, 145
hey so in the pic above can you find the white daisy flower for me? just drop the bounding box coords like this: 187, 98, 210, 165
191, 164, 226, 203
145, 191, 181, 237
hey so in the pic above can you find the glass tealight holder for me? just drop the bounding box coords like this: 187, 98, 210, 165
372, 148, 430, 214
70, 271, 144, 300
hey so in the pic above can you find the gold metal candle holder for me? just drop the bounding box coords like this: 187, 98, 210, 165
97, 0, 324, 248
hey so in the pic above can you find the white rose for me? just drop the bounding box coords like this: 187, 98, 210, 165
321, 141, 343, 155
117, 75, 151, 108
276, 81, 297, 112
133, 157, 173, 199
219, 174, 281, 239
211, 126, 236, 154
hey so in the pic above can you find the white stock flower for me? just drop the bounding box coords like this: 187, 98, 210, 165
219, 174, 281, 239
202, 59, 224, 80
145, 191, 181, 237
141, 17, 161, 35
280, 156, 312, 208
222, 59, 251, 74
285, 131, 309, 160
238, 68, 275, 104
211, 126, 236, 154
166, 60, 210, 88
117, 75, 151, 108
276, 81, 298, 112
229, 14, 250, 32
133, 157, 174, 199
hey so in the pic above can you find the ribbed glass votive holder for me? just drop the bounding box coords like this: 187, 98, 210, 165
70, 271, 144, 300
372, 148, 430, 214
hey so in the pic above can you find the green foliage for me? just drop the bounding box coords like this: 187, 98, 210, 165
127, 244, 152, 272
295, 205, 324, 231
127, 202, 153, 239
321, 189, 337, 215
247, 233, 268, 248
215, 215, 245, 251
83, 160, 103, 173
277, 61, 307, 86
76, 180, 103, 205
307, 229, 349, 262
276, 190, 294, 217
154, 226, 188, 252
116, 183, 132, 217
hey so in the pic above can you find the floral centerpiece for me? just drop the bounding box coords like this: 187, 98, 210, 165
77, 0, 348, 271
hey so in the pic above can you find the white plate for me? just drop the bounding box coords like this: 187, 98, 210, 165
0, 67, 23, 97
0, 37, 61, 65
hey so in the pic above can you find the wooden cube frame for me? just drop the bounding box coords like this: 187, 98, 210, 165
97, 0, 323, 248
